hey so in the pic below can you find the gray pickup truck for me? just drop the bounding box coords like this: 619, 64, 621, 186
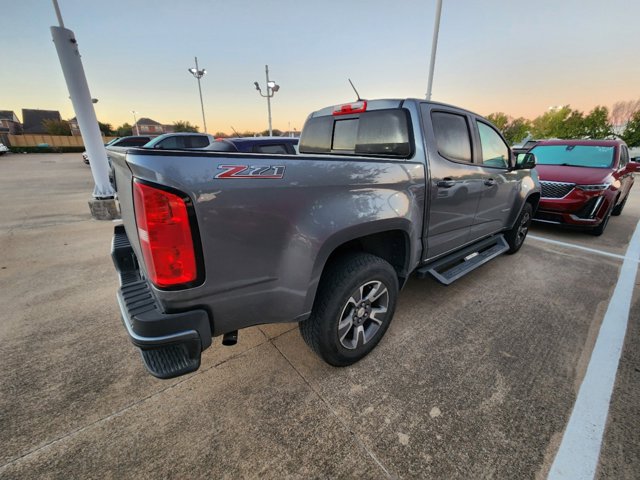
110, 98, 540, 378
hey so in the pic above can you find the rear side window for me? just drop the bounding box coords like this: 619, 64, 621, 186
116, 137, 150, 147
430, 111, 472, 163
255, 144, 288, 154
188, 135, 210, 148
299, 109, 412, 157
207, 140, 238, 152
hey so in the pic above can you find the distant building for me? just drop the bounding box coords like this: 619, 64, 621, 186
133, 117, 165, 136
22, 109, 62, 134
68, 117, 81, 136
0, 110, 22, 135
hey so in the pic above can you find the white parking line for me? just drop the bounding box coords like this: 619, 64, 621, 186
547, 219, 640, 479
528, 234, 637, 262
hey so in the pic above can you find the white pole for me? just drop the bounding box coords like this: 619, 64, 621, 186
132, 110, 139, 135
51, 1, 114, 198
426, 0, 443, 101
265, 65, 273, 136
195, 57, 208, 134
52, 0, 64, 27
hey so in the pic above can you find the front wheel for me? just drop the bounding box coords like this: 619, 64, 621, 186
591, 207, 612, 236
611, 195, 627, 216
505, 203, 533, 254
299, 253, 398, 367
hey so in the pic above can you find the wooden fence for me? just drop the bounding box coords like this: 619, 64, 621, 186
7, 134, 117, 147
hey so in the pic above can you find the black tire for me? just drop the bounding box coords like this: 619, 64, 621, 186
299, 253, 399, 367
505, 202, 533, 254
611, 195, 627, 216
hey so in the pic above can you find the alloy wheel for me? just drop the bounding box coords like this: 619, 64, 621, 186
337, 280, 389, 350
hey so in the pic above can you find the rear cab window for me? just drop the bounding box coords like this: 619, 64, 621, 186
299, 106, 413, 158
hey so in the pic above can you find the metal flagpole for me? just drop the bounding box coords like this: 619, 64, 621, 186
426, 0, 443, 100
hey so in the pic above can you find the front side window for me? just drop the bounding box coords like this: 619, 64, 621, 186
619, 145, 629, 169
530, 145, 615, 168
477, 122, 509, 168
430, 111, 472, 163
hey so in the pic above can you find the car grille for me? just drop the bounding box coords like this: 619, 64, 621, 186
540, 181, 575, 198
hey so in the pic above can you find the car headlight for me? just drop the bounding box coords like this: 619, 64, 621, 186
575, 183, 610, 192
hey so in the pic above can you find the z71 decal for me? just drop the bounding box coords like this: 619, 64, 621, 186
215, 165, 286, 179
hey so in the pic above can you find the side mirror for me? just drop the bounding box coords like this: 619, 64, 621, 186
515, 152, 536, 169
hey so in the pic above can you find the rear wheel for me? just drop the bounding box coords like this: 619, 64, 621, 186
505, 203, 533, 254
299, 253, 398, 367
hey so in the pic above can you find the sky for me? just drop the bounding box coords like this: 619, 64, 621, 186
1, 0, 639, 134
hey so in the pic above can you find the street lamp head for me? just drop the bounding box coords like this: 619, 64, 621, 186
254, 81, 261, 91
272, 84, 280, 93
188, 67, 206, 79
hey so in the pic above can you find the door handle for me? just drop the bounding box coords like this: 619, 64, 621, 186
484, 178, 496, 186
437, 179, 456, 188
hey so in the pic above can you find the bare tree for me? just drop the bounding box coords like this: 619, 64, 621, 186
610, 99, 640, 127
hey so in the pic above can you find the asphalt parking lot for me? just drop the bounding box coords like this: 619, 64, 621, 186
1, 153, 638, 479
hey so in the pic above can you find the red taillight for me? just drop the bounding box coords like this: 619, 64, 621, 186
133, 181, 198, 288
332, 100, 367, 116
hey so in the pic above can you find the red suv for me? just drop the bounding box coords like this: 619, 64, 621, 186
530, 139, 638, 235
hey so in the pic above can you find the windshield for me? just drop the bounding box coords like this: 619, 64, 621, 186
530, 145, 615, 168
104, 137, 120, 146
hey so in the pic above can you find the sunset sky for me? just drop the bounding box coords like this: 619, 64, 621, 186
1, 0, 638, 134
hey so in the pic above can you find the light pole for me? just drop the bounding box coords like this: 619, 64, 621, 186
426, 0, 443, 100
50, 0, 115, 206
254, 65, 280, 136
188, 57, 208, 133
131, 110, 139, 135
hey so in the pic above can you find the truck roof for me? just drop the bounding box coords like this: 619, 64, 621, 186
308, 98, 485, 119
534, 139, 626, 147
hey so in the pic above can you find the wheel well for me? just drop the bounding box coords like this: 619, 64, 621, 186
527, 193, 540, 213
323, 230, 410, 287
